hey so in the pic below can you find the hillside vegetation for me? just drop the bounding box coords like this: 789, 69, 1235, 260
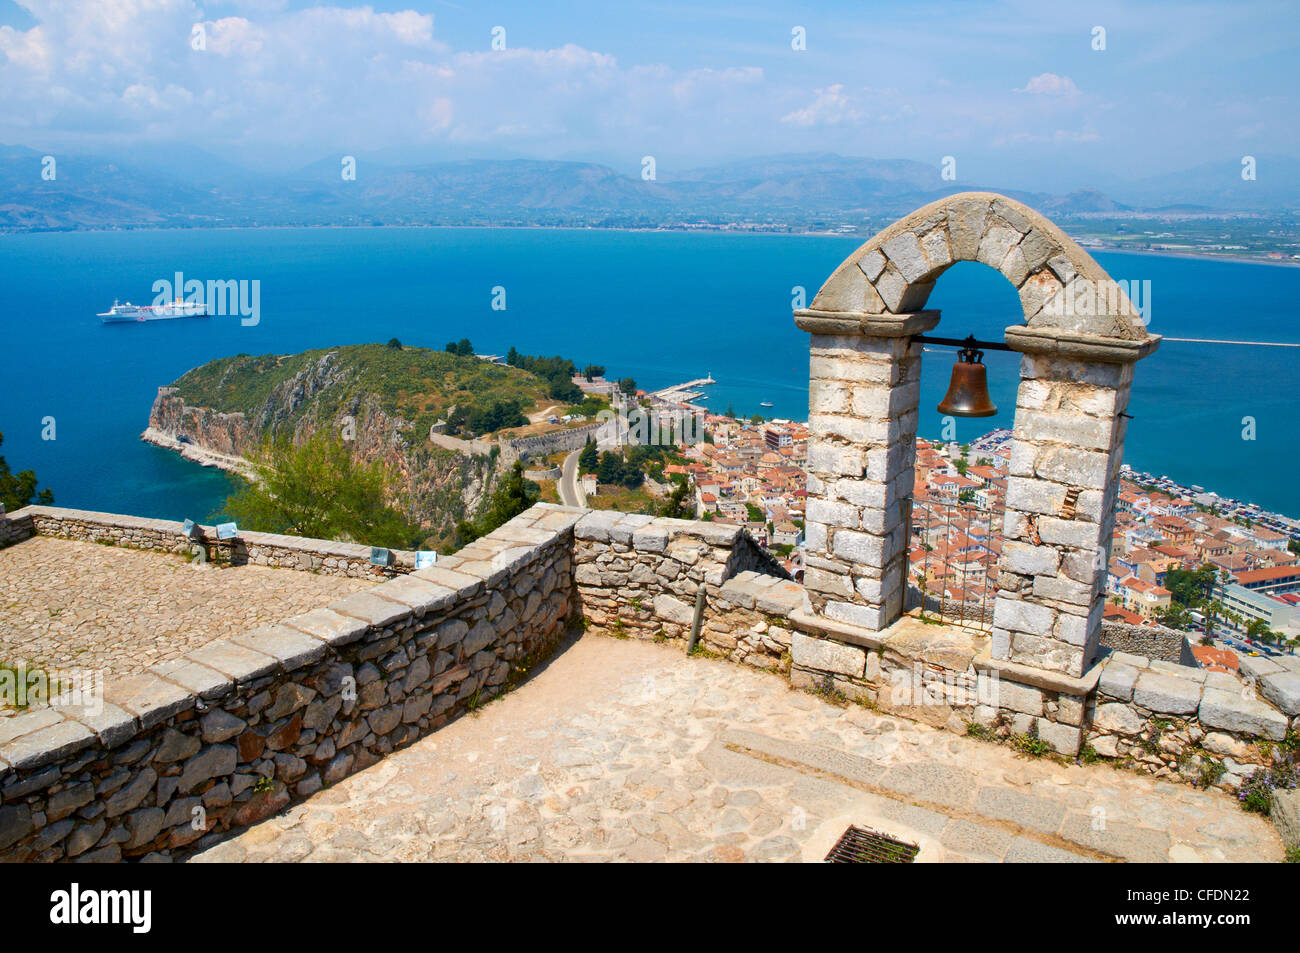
172, 342, 550, 440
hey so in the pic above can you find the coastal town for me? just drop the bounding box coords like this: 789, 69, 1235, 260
569, 370, 1300, 676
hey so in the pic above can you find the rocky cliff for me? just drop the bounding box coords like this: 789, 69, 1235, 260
143, 346, 515, 531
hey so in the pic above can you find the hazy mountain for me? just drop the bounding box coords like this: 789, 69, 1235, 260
1107, 155, 1300, 211
0, 147, 1290, 232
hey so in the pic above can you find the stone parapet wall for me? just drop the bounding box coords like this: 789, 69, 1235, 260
1098, 622, 1194, 666
787, 612, 1090, 755
0, 509, 34, 547
1085, 651, 1300, 787
0, 504, 579, 862
704, 572, 805, 668
572, 511, 792, 650
3, 505, 418, 578
785, 599, 1300, 785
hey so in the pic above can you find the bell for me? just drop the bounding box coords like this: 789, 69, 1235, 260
936, 343, 997, 417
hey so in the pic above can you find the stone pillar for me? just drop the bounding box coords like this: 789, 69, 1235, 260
995, 349, 1136, 677
800, 313, 935, 631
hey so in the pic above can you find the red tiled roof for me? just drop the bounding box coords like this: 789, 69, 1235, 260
1191, 645, 1239, 673
1237, 565, 1300, 584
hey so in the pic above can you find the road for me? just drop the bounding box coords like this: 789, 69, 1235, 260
558, 448, 585, 507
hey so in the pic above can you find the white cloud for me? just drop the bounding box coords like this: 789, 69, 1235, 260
780, 85, 862, 127
0, 1, 1285, 178
1015, 73, 1081, 96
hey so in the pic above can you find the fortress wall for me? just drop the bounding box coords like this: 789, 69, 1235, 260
499, 421, 608, 467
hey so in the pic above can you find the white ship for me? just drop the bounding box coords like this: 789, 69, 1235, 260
98, 298, 210, 323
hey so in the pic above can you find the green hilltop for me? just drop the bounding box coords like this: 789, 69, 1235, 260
171, 341, 551, 438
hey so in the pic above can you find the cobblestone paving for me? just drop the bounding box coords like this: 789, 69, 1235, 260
192, 636, 1281, 863
0, 537, 375, 687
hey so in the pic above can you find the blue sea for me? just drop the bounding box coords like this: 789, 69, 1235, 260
0, 227, 1296, 521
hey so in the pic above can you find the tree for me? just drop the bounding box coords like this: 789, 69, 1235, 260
224, 433, 418, 548
578, 438, 598, 474
549, 376, 583, 404
584, 364, 605, 381
451, 461, 539, 549
1165, 563, 1219, 608
725, 404, 736, 418
386, 338, 403, 349
476, 460, 539, 537
618, 377, 637, 395
0, 430, 53, 512
1156, 603, 1196, 631
954, 458, 969, 477
745, 502, 764, 522
597, 450, 623, 485
659, 476, 692, 519
445, 339, 474, 357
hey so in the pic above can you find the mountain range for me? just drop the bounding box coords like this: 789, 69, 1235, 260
2, 146, 1295, 233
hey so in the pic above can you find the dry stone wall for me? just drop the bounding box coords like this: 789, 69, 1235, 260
786, 603, 1300, 786
0, 504, 578, 862
572, 511, 791, 653
1084, 651, 1299, 788
1, 505, 417, 577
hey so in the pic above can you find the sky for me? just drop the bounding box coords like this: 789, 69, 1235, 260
0, 0, 1296, 188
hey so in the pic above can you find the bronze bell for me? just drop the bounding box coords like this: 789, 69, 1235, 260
937, 341, 997, 417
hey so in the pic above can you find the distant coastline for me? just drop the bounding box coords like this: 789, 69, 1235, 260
5, 220, 1300, 269
1088, 246, 1300, 269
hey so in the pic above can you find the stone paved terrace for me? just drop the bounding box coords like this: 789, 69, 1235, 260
192, 635, 1280, 863
0, 536, 376, 691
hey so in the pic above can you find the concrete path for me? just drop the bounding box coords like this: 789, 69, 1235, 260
558, 449, 585, 508
191, 635, 1281, 863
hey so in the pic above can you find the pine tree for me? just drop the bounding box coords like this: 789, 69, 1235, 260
578, 438, 598, 474
224, 433, 417, 548
659, 476, 692, 519
0, 430, 53, 511
597, 450, 623, 485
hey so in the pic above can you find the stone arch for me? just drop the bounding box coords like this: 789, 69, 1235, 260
805, 191, 1150, 344
795, 192, 1160, 679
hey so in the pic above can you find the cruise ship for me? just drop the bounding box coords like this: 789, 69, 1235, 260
98, 298, 211, 323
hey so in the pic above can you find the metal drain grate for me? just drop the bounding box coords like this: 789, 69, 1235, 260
824, 825, 920, 863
